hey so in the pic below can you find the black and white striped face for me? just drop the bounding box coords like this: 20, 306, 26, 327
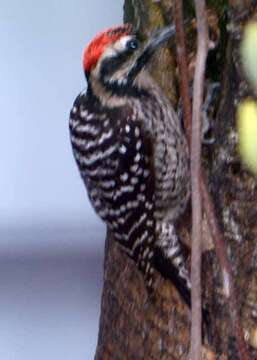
88, 25, 176, 91
92, 35, 140, 83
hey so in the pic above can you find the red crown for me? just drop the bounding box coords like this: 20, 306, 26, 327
83, 24, 133, 73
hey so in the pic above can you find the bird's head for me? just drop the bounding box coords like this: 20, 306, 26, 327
83, 24, 175, 92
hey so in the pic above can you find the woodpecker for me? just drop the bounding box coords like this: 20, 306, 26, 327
69, 24, 191, 306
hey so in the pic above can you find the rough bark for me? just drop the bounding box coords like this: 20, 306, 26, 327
95, 1, 257, 359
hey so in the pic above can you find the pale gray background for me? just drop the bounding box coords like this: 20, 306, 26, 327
0, 1, 123, 359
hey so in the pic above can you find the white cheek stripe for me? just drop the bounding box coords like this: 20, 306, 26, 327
116, 35, 133, 50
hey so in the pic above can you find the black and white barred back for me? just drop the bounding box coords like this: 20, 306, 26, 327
69, 72, 191, 299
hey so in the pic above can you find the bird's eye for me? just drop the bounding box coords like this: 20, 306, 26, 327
126, 39, 138, 51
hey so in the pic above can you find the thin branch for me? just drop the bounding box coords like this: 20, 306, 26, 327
190, 0, 208, 359
174, 1, 192, 140
174, 2, 249, 359
174, 3, 206, 357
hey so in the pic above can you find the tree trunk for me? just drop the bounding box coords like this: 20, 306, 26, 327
95, 1, 257, 359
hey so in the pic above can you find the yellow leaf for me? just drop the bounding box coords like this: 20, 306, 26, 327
241, 22, 257, 91
237, 100, 257, 175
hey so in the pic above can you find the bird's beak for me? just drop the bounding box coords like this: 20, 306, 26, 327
127, 25, 176, 82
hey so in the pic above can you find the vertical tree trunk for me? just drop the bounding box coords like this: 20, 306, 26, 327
95, 1, 257, 359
